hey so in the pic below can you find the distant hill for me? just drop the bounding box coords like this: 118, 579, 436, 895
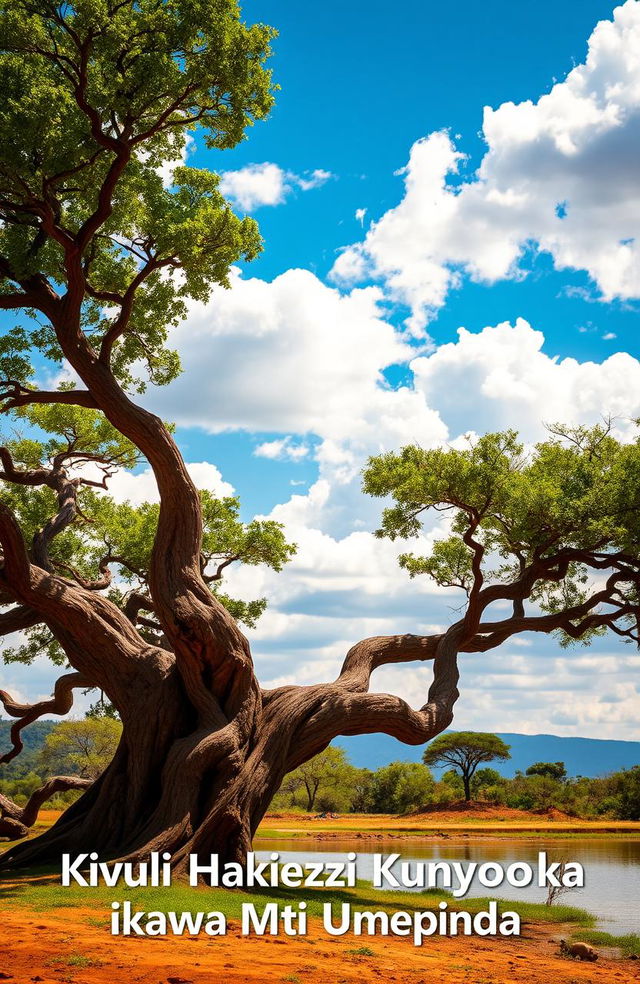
2, 719, 638, 781
0, 719, 56, 779
335, 731, 640, 778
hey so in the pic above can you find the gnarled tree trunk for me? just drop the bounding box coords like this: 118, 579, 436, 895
0, 614, 457, 870
0, 265, 461, 872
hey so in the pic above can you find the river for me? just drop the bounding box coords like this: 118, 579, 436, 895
255, 836, 639, 935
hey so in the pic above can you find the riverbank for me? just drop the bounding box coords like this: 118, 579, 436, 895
258, 808, 640, 839
0, 882, 637, 984
2, 808, 638, 981
10, 808, 640, 847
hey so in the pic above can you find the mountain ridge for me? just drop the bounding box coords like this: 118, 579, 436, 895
335, 730, 640, 777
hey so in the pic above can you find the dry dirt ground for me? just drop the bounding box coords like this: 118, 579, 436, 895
259, 806, 640, 835
1, 904, 639, 984
2, 809, 639, 983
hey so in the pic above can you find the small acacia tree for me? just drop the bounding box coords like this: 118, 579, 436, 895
423, 732, 511, 802
0, 0, 640, 872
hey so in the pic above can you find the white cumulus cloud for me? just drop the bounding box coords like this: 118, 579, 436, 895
331, 0, 640, 331
254, 436, 310, 461
218, 162, 332, 212
149, 267, 444, 474
411, 317, 640, 442
83, 461, 234, 507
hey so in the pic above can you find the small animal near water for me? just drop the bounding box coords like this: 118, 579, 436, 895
559, 939, 599, 961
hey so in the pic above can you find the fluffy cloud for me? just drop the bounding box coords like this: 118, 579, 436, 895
80, 461, 234, 507
411, 317, 640, 442
254, 436, 310, 461
218, 162, 332, 211
150, 268, 445, 475
332, 0, 640, 331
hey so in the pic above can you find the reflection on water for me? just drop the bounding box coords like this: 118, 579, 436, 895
254, 836, 640, 936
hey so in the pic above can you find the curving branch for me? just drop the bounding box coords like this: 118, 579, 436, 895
0, 604, 42, 636
1, 444, 127, 577
0, 381, 97, 412
53, 554, 113, 592
0, 776, 92, 840
275, 626, 462, 774
337, 633, 441, 692
0, 671, 90, 764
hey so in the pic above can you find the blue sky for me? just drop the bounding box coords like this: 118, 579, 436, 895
3, 0, 640, 740
175, 0, 640, 516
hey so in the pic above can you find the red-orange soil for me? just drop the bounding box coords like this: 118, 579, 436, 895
1, 904, 638, 984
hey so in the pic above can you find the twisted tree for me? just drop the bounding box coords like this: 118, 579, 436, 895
0, 0, 639, 872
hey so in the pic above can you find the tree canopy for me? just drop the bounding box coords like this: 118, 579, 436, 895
526, 761, 567, 781
364, 426, 640, 651
39, 715, 121, 780
280, 747, 356, 813
0, 0, 274, 394
423, 732, 511, 802
0, 0, 638, 872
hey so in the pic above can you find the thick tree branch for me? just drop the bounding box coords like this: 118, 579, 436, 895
0, 671, 90, 764
279, 627, 462, 772
0, 776, 92, 840
0, 501, 32, 594
0, 382, 97, 412
0, 604, 42, 636
337, 633, 441, 692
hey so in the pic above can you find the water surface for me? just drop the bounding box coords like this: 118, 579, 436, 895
255, 835, 639, 935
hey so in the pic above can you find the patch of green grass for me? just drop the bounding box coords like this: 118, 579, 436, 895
0, 870, 595, 931
488, 898, 594, 927
572, 930, 640, 956
85, 915, 109, 928
282, 977, 301, 983
50, 953, 104, 968
346, 945, 375, 956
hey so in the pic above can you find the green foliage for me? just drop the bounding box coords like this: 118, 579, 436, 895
598, 765, 640, 821
526, 761, 568, 781
280, 747, 359, 813
365, 761, 435, 814
39, 717, 122, 780
506, 773, 564, 812
0, 0, 275, 392
363, 425, 640, 646
0, 404, 140, 630
0, 399, 296, 665
277, 752, 434, 816
473, 767, 504, 788
0, 769, 43, 806
86, 695, 119, 720
423, 732, 511, 770
7, 403, 139, 469
86, 488, 296, 629
423, 732, 511, 801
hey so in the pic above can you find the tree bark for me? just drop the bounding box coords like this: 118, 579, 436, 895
463, 773, 472, 803
0, 628, 459, 871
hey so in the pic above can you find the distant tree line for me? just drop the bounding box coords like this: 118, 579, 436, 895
273, 732, 640, 821
2, 721, 639, 822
